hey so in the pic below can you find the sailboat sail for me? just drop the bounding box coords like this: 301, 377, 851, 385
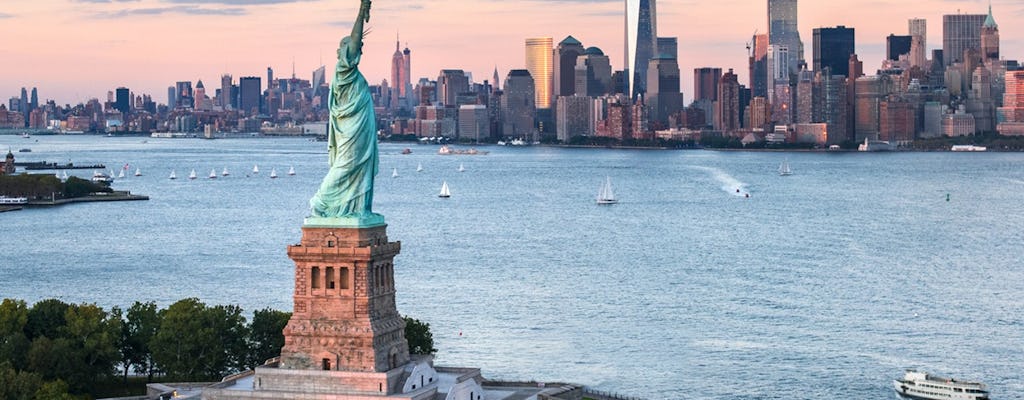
597, 177, 617, 204
779, 160, 792, 176
417, 163, 423, 172
392, 168, 398, 178
439, 181, 451, 198
288, 166, 295, 176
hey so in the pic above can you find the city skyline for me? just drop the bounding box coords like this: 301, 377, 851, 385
2, 0, 1022, 105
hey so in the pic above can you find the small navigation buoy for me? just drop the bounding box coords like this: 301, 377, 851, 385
736, 188, 740, 193
458, 331, 463, 337
745, 193, 750, 198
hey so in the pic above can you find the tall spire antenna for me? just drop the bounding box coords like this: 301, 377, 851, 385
292, 56, 296, 79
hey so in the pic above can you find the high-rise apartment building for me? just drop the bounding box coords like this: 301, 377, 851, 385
768, 0, 803, 74
239, 76, 262, 116
626, 0, 657, 99
767, 44, 789, 101
525, 37, 553, 109
997, 70, 1024, 135
554, 36, 585, 98
716, 69, 740, 132
943, 13, 986, 66
854, 75, 893, 141
556, 96, 592, 142
694, 67, 722, 102
458, 105, 491, 142
502, 70, 537, 140
812, 26, 855, 76
980, 5, 999, 62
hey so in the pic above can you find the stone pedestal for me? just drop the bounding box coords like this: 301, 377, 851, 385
274, 224, 410, 394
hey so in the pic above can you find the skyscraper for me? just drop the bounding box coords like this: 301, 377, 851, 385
575, 47, 613, 97
239, 76, 262, 116
167, 87, 176, 108
525, 37, 553, 109
812, 26, 855, 76
980, 5, 999, 62
646, 55, 681, 127
943, 13, 986, 66
502, 70, 537, 140
220, 74, 233, 110
768, 0, 803, 75
716, 69, 740, 132
886, 35, 913, 61
625, 0, 657, 99
656, 37, 677, 60
750, 34, 769, 98
391, 37, 405, 103
694, 67, 722, 102
114, 87, 130, 114
175, 81, 193, 108
437, 70, 468, 107
554, 36, 585, 98
403, 45, 412, 99
909, 18, 928, 67
29, 88, 37, 113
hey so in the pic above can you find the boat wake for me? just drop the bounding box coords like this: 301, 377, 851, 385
692, 166, 749, 196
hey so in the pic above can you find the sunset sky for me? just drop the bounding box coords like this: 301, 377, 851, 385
1, 0, 1020, 106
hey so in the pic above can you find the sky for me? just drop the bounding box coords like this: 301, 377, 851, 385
1, 0, 1021, 106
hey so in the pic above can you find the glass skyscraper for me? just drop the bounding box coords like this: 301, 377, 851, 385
525, 37, 553, 109
767, 0, 802, 75
625, 0, 657, 100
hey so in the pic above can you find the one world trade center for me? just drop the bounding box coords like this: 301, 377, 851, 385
625, 0, 657, 100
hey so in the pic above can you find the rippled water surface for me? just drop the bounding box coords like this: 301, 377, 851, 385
2, 136, 1023, 399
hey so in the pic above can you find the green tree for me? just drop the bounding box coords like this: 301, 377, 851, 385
25, 299, 69, 340
403, 316, 436, 355
246, 308, 290, 369
0, 299, 31, 369
151, 299, 249, 381
59, 303, 120, 391
124, 301, 159, 381
0, 362, 45, 400
34, 379, 77, 400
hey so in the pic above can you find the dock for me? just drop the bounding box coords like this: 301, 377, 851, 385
14, 161, 107, 170
25, 191, 149, 206
0, 205, 23, 213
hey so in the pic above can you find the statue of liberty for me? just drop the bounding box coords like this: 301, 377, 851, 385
308, 0, 384, 227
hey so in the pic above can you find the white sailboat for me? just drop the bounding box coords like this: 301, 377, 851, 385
169, 170, 177, 180
778, 159, 793, 176
288, 166, 295, 176
252, 164, 259, 174
417, 163, 423, 172
392, 168, 399, 178
188, 169, 197, 180
270, 168, 278, 179
458, 163, 465, 172
596, 176, 618, 205
438, 181, 451, 198
134, 168, 142, 177
61, 170, 69, 180
109, 169, 117, 179
222, 167, 229, 176
117, 169, 125, 179
209, 169, 218, 179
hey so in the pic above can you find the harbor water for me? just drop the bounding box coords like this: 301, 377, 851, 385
1, 136, 1022, 399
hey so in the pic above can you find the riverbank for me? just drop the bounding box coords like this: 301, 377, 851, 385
0, 205, 23, 212
25, 191, 149, 206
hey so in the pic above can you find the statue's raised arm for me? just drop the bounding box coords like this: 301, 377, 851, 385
306, 0, 383, 228
346, 0, 371, 59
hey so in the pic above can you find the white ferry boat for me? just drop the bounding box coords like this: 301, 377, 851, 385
0, 196, 28, 205
893, 370, 989, 400
951, 145, 987, 152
